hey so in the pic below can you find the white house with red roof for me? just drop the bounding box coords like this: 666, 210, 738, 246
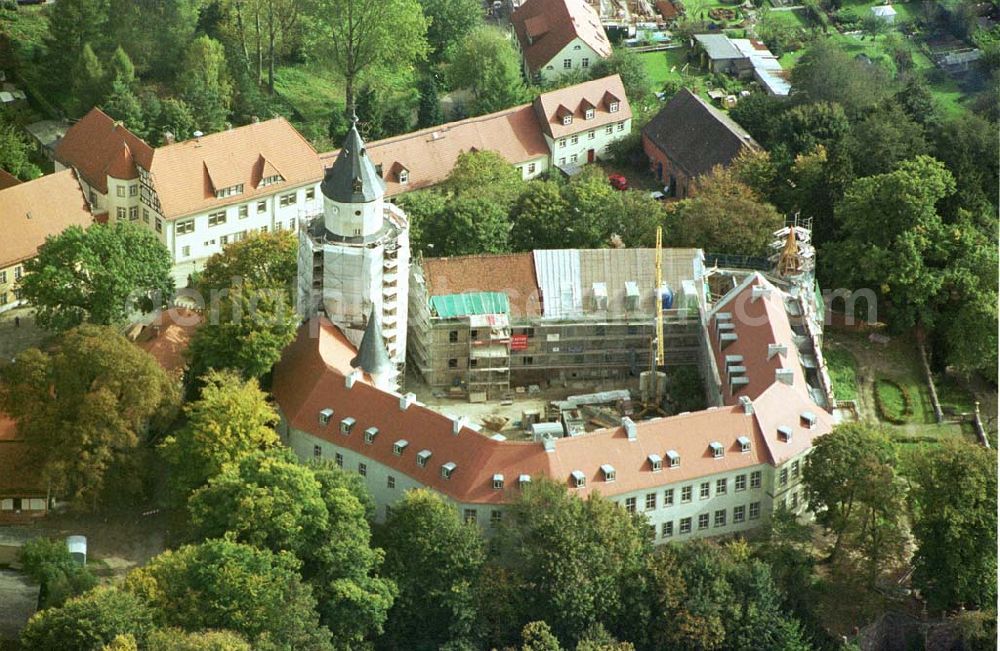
511, 0, 613, 83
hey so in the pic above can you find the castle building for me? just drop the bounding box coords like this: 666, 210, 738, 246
296, 116, 410, 389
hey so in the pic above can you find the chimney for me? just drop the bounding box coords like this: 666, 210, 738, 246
622, 417, 637, 441
399, 392, 417, 410
768, 343, 788, 359
738, 395, 753, 415
163, 131, 175, 145
345, 368, 361, 389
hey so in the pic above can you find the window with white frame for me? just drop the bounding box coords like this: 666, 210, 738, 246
617, 122, 625, 131
528, 163, 536, 173
563, 58, 572, 68
13, 266, 21, 280
260, 175, 282, 187
605, 125, 613, 135
667, 450, 680, 467
279, 192, 296, 207
749, 502, 761, 519
417, 449, 432, 468
571, 135, 579, 145
493, 474, 504, 490
257, 200, 267, 212
570, 154, 578, 163
680, 517, 692, 534
464, 509, 478, 524
313, 445, 322, 458
177, 219, 195, 234
116, 207, 126, 220
129, 206, 139, 220
239, 205, 249, 219
394, 440, 408, 455
716, 478, 727, 494
791, 491, 799, 509
340, 417, 356, 435
181, 245, 190, 258
609, 101, 620, 112
129, 184, 138, 197
624, 497, 636, 513
399, 169, 409, 184
559, 138, 566, 148
491, 510, 502, 527
358, 462, 367, 476
215, 184, 244, 198
582, 57, 590, 68
663, 488, 674, 506
155, 218, 162, 233
792, 460, 800, 478
645, 493, 656, 511
588, 130, 595, 140
387, 475, 395, 489
780, 467, 789, 486
698, 513, 709, 530
734, 504, 746, 523
699, 481, 710, 499
117, 186, 126, 197
364, 427, 378, 444
735, 474, 747, 491
208, 211, 227, 227
750, 470, 762, 489
334, 452, 343, 467
714, 509, 726, 527
306, 188, 315, 201
681, 485, 692, 502
585, 108, 595, 119
0, 271, 6, 284
562, 115, 572, 126
662, 521, 673, 538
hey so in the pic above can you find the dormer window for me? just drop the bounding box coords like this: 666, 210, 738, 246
800, 411, 817, 429
585, 108, 595, 120
340, 417, 356, 435
666, 450, 680, 468
398, 169, 409, 184
441, 462, 456, 479
710, 442, 725, 459
778, 426, 793, 442
493, 474, 504, 490
648, 454, 663, 472
318, 408, 333, 426
609, 101, 619, 113
562, 115, 573, 126
417, 449, 432, 468
601, 464, 616, 482
214, 183, 244, 198
393, 439, 408, 455
571, 470, 586, 488
519, 474, 531, 488
737, 436, 751, 453
364, 427, 378, 444
259, 175, 283, 188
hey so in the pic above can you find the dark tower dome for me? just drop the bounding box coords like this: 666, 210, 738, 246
321, 114, 386, 204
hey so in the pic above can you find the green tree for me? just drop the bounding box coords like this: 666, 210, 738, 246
448, 26, 529, 115
42, 0, 109, 101
107, 46, 137, 87
511, 180, 574, 250
422, 195, 512, 255
665, 165, 783, 256
589, 48, 652, 104
20, 587, 155, 651
445, 149, 525, 209
802, 423, 898, 561
178, 36, 233, 133
145, 629, 252, 651
196, 230, 298, 296
729, 92, 788, 147
393, 189, 446, 253
19, 538, 98, 609
303, 0, 428, 111
521, 621, 562, 651
107, 0, 204, 79
0, 325, 179, 510
101, 80, 146, 136
828, 156, 956, 331
123, 540, 334, 650
154, 98, 198, 144
20, 222, 173, 331
376, 489, 485, 650
843, 105, 927, 178
790, 39, 891, 116
73, 43, 107, 116
492, 479, 651, 647
187, 285, 299, 381
186, 449, 396, 647
910, 441, 998, 611
0, 119, 42, 180
160, 369, 279, 498
417, 73, 445, 128
419, 0, 481, 59
930, 114, 999, 220
775, 101, 850, 162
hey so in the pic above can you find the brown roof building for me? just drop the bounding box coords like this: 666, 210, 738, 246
0, 168, 21, 191
0, 414, 49, 521
511, 0, 612, 81
54, 108, 153, 197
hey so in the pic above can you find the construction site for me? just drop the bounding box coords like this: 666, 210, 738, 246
404, 220, 831, 444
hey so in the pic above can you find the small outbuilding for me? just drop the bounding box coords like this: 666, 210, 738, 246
870, 4, 897, 23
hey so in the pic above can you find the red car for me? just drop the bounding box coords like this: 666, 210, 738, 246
608, 174, 629, 191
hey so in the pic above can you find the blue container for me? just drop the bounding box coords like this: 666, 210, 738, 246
659, 285, 674, 310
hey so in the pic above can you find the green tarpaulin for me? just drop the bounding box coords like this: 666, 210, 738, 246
430, 292, 509, 318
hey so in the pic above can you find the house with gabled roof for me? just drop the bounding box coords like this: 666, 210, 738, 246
642, 88, 759, 198
0, 169, 94, 312
55, 109, 325, 285
511, 0, 612, 82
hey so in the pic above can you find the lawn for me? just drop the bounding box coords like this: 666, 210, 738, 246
639, 48, 693, 90
765, 8, 809, 29
823, 345, 859, 402
272, 64, 346, 151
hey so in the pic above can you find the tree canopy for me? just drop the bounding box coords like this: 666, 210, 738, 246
20, 222, 173, 331
20, 586, 155, 651
447, 26, 529, 115
195, 230, 298, 297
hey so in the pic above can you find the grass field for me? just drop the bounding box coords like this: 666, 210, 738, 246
638, 48, 694, 90
823, 346, 859, 402
272, 64, 345, 151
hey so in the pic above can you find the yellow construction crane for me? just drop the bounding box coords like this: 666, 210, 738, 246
655, 226, 664, 368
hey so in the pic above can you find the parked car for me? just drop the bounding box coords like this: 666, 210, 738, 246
608, 174, 629, 191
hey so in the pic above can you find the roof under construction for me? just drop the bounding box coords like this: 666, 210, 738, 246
430, 292, 510, 319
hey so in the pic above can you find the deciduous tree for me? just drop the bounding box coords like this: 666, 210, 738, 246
19, 538, 98, 609
419, 0, 482, 59
448, 26, 528, 115
376, 489, 485, 650
20, 587, 155, 651
195, 230, 298, 297
910, 441, 997, 611
19, 222, 173, 331
0, 325, 179, 510
589, 48, 652, 104
511, 180, 574, 250
790, 39, 891, 116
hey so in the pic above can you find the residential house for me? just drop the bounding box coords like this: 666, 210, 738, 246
642, 88, 759, 198
0, 169, 20, 191
693, 34, 745, 74
534, 74, 632, 170
511, 0, 612, 83
0, 414, 49, 521
0, 169, 94, 312
318, 75, 633, 195
55, 109, 325, 285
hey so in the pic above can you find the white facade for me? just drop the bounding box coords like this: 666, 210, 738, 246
547, 116, 632, 167
533, 37, 604, 83
515, 154, 551, 180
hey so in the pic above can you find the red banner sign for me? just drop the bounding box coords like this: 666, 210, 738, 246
511, 334, 529, 351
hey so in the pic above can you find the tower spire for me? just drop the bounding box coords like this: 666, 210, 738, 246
321, 108, 385, 204
351, 305, 393, 379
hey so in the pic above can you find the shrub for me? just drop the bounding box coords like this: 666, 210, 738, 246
19, 538, 98, 609
874, 378, 911, 424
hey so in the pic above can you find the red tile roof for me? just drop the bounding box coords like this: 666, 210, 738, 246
272, 315, 829, 506
319, 105, 549, 196
134, 308, 203, 376
0, 169, 95, 269
511, 0, 612, 73
148, 118, 324, 220
54, 108, 153, 193
0, 168, 21, 191
533, 75, 632, 139
421, 253, 542, 318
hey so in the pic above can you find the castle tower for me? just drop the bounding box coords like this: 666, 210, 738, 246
297, 115, 410, 390
352, 306, 395, 391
